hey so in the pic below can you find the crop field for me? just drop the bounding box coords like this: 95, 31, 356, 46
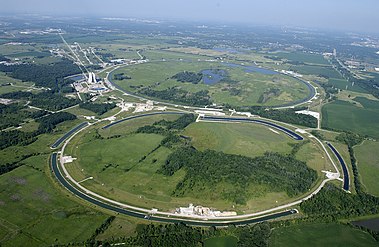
322, 98, 379, 139
65, 115, 326, 213
290, 64, 341, 78
111, 58, 310, 107
273, 52, 329, 65
328, 78, 368, 93
269, 223, 378, 247
354, 140, 379, 197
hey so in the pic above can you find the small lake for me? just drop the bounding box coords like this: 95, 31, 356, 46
225, 63, 278, 75
202, 69, 227, 85
69, 75, 85, 81
352, 218, 379, 231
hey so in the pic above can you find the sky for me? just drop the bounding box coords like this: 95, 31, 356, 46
1, 0, 378, 33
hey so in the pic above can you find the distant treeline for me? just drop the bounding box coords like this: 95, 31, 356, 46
79, 102, 116, 115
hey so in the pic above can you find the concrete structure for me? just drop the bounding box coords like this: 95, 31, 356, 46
177, 204, 236, 218
87, 72, 97, 84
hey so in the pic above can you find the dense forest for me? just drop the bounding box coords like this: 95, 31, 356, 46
172, 71, 203, 84
0, 59, 81, 90
139, 87, 212, 106
79, 102, 116, 115
0, 112, 76, 150
300, 183, 379, 219
159, 147, 317, 204
136, 114, 195, 147
1, 91, 80, 111
0, 103, 47, 129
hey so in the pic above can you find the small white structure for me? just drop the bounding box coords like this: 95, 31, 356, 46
195, 110, 225, 116
295, 110, 320, 120
62, 156, 77, 163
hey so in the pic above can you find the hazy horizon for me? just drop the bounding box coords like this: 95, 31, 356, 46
1, 0, 378, 34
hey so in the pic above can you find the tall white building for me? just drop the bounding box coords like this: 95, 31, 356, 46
87, 72, 97, 84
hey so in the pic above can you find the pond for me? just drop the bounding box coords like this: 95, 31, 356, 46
69, 74, 85, 81
224, 63, 278, 75
201, 69, 227, 85
352, 218, 379, 231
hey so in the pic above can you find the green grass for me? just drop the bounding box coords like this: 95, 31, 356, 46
355, 140, 379, 197
0, 157, 107, 246
269, 223, 377, 247
204, 235, 238, 247
183, 122, 296, 158
328, 78, 368, 93
322, 99, 379, 139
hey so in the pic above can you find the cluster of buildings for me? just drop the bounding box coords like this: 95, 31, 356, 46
176, 204, 237, 218
72, 72, 110, 94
